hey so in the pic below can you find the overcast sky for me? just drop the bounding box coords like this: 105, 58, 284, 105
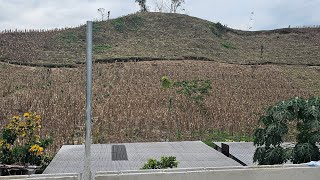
0, 0, 319, 31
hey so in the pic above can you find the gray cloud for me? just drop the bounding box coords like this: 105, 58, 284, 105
0, 0, 319, 31
184, 0, 320, 30
0, 0, 138, 30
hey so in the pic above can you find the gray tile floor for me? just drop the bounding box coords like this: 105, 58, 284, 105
44, 141, 241, 174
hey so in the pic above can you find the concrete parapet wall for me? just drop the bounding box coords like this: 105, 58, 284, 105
96, 165, 320, 180
1, 165, 320, 180
0, 173, 79, 180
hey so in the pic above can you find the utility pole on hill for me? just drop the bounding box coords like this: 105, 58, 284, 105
248, 11, 254, 30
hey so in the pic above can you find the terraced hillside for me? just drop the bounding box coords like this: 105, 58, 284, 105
0, 12, 320, 152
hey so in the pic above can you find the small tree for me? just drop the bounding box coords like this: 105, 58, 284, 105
97, 8, 106, 21
135, 0, 148, 12
153, 0, 170, 12
171, 0, 185, 13
253, 97, 320, 165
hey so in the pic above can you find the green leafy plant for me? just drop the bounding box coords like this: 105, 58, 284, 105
141, 156, 179, 169
0, 113, 53, 169
175, 130, 183, 140
161, 76, 212, 105
174, 80, 212, 104
253, 97, 320, 165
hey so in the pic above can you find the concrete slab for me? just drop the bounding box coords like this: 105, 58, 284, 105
95, 166, 320, 180
44, 141, 241, 174
214, 142, 256, 166
213, 142, 320, 166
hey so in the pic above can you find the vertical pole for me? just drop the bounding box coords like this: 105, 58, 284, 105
83, 21, 93, 180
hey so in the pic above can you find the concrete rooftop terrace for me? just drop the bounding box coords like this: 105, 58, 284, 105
213, 142, 320, 166
214, 142, 256, 166
44, 141, 241, 174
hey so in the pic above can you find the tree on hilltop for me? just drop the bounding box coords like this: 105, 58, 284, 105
171, 0, 185, 13
136, 0, 148, 12
97, 8, 106, 21
153, 0, 170, 12
152, 0, 185, 13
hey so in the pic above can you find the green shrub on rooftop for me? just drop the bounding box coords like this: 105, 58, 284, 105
141, 156, 179, 169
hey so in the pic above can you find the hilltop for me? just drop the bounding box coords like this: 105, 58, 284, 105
1, 12, 320, 67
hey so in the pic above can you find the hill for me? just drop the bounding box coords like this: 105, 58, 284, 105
1, 12, 320, 66
0, 12, 320, 152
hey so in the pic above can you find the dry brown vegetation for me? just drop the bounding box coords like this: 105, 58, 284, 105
1, 12, 320, 66
0, 60, 319, 153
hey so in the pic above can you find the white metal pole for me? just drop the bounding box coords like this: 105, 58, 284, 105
83, 21, 93, 180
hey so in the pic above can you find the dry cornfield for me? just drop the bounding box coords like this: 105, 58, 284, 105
0, 60, 318, 153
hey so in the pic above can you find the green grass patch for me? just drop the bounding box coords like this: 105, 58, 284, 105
221, 42, 236, 49
128, 15, 144, 29
59, 32, 78, 44
111, 15, 144, 32
112, 17, 125, 32
202, 130, 253, 148
209, 22, 226, 37
93, 21, 104, 32
202, 139, 217, 149
93, 44, 112, 53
